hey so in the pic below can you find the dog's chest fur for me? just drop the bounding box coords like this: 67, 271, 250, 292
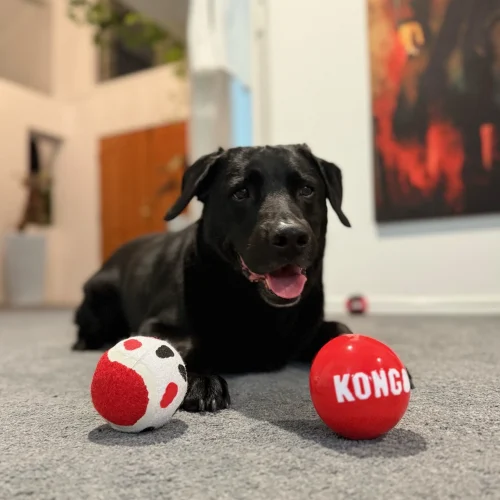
182, 252, 324, 373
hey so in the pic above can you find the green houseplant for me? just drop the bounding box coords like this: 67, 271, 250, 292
68, 0, 187, 76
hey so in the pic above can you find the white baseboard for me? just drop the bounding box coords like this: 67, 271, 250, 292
325, 295, 500, 315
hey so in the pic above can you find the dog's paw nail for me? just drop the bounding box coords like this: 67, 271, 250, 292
71, 340, 87, 351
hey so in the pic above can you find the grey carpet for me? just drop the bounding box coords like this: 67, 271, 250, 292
0, 311, 499, 500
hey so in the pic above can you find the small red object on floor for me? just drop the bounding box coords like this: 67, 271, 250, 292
309, 334, 411, 440
346, 295, 367, 315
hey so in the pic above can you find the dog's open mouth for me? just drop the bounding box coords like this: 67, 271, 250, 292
240, 259, 307, 300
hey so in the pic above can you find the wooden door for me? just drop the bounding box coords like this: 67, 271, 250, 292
100, 121, 187, 262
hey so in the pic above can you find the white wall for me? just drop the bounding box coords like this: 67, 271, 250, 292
0, 79, 73, 304
0, 0, 53, 93
264, 0, 500, 314
0, 0, 190, 306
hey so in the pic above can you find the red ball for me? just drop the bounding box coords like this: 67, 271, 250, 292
346, 295, 368, 315
309, 334, 411, 440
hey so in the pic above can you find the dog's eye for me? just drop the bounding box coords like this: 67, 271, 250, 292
232, 188, 249, 201
299, 186, 314, 197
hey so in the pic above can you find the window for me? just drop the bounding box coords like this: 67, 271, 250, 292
17, 131, 61, 230
97, 0, 163, 82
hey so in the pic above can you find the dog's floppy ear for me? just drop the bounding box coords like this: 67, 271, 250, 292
298, 144, 351, 227
165, 147, 225, 221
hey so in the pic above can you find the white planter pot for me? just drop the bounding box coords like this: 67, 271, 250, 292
3, 232, 46, 306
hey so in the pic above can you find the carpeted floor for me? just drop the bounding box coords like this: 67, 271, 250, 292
0, 310, 499, 500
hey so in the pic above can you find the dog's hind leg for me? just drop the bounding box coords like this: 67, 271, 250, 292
72, 272, 129, 351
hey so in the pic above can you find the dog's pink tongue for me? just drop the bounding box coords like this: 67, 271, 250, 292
265, 266, 307, 299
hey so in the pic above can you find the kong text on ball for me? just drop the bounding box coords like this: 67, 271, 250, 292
309, 334, 411, 440
346, 295, 367, 315
90, 336, 188, 433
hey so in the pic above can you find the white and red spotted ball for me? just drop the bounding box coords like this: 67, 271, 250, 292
90, 336, 188, 432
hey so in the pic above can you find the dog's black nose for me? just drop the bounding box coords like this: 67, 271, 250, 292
270, 224, 310, 251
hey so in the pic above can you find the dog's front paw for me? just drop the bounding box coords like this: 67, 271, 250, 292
181, 374, 231, 412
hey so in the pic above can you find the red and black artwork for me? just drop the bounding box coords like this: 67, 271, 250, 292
368, 0, 500, 222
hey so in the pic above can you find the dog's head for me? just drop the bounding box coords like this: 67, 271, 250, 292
165, 144, 350, 307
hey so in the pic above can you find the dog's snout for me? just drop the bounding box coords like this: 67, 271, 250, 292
270, 223, 310, 251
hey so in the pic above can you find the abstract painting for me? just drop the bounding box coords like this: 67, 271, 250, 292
367, 0, 500, 222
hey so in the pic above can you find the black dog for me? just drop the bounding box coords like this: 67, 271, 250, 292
73, 144, 412, 411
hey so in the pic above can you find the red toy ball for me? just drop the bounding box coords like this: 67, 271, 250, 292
346, 295, 368, 315
309, 334, 411, 440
